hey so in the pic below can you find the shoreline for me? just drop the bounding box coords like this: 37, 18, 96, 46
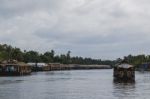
31, 64, 112, 72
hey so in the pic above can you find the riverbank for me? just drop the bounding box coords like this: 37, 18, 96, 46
31, 64, 112, 72
70, 64, 112, 70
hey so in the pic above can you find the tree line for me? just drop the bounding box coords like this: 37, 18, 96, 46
1, 44, 148, 67
117, 54, 150, 67
0, 44, 115, 66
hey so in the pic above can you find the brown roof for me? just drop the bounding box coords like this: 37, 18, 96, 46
0, 62, 30, 67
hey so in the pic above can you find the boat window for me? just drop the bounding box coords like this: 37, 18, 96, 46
0, 67, 2, 71
10, 66, 15, 71
5, 65, 17, 72
6, 67, 9, 72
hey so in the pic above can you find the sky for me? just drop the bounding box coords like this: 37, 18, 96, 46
0, 0, 150, 60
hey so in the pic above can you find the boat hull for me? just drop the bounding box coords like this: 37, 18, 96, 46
113, 67, 135, 82
0, 71, 31, 76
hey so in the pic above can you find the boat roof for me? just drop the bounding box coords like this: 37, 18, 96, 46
118, 63, 133, 69
27, 63, 47, 67
0, 62, 30, 67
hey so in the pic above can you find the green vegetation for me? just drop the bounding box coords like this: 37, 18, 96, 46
115, 54, 150, 68
1, 44, 147, 67
121, 54, 150, 67
0, 44, 115, 66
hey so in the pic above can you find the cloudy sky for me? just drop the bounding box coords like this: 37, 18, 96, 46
0, 0, 150, 60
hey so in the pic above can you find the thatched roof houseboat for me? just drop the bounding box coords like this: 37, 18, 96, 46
113, 61, 135, 82
0, 60, 31, 76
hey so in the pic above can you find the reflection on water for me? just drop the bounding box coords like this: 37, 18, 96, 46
113, 81, 136, 99
0, 80, 23, 85
0, 70, 150, 99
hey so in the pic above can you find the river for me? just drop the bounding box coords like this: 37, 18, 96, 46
0, 70, 150, 99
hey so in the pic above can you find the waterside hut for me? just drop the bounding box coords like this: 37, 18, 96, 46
0, 60, 31, 76
43, 63, 71, 71
27, 63, 47, 71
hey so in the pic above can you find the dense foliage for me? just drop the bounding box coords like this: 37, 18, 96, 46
122, 54, 150, 67
0, 44, 115, 66
1, 44, 148, 67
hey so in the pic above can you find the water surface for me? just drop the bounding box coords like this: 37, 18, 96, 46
0, 70, 150, 99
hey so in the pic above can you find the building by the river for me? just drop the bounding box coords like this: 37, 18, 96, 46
0, 60, 31, 76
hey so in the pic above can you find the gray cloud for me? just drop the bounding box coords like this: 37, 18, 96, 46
0, 0, 150, 59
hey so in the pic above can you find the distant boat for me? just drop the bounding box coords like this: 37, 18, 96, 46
0, 60, 31, 76
113, 62, 135, 82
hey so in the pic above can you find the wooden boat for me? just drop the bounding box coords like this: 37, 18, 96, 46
113, 63, 135, 82
0, 60, 31, 76
43, 63, 70, 71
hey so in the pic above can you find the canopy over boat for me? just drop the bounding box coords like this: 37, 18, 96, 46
117, 64, 133, 69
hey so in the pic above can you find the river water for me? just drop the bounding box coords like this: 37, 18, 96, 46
0, 70, 150, 99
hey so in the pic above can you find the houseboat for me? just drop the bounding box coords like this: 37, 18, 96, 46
113, 61, 135, 82
27, 62, 47, 71
43, 63, 64, 71
0, 60, 31, 76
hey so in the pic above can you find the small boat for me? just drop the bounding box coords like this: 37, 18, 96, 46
0, 60, 31, 76
113, 61, 135, 82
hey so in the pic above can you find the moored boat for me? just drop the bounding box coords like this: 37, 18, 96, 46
0, 60, 31, 76
113, 61, 135, 82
